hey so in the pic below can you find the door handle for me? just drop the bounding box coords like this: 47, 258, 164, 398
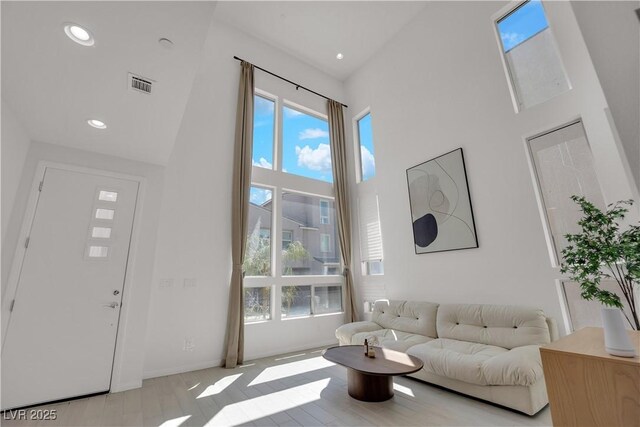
103, 302, 119, 309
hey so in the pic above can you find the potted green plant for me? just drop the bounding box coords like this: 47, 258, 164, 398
561, 196, 639, 356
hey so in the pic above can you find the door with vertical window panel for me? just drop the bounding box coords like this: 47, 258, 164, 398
1, 166, 138, 410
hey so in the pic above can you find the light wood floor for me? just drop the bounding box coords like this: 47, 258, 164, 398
2, 347, 551, 427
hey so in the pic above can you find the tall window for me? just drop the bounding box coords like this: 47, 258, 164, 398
244, 92, 343, 323
358, 193, 384, 275
496, 0, 570, 110
356, 112, 376, 181
526, 120, 605, 266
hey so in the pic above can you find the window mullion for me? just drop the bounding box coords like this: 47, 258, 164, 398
275, 95, 283, 177
273, 95, 284, 321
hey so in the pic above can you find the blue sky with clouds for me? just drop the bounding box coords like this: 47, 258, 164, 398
253, 96, 275, 169
250, 186, 272, 206
358, 113, 376, 181
253, 95, 334, 184
498, 0, 548, 52
282, 106, 332, 183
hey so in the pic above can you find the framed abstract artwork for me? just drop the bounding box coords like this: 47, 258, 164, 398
406, 148, 478, 254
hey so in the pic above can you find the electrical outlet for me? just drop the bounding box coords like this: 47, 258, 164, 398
183, 278, 197, 289
159, 278, 174, 289
184, 338, 195, 352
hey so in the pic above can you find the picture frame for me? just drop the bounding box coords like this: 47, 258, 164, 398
406, 148, 479, 254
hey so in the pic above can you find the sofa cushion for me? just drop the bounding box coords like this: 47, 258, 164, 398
351, 329, 434, 352
437, 304, 551, 349
481, 345, 544, 386
335, 321, 382, 345
408, 339, 507, 385
407, 339, 544, 386
372, 300, 439, 338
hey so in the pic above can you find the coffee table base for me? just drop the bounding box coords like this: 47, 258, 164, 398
347, 369, 394, 402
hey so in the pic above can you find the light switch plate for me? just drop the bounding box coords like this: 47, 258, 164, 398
183, 278, 197, 289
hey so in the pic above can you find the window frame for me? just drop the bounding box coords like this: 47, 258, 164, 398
282, 230, 293, 250
353, 107, 375, 183
245, 90, 345, 324
320, 233, 331, 253
319, 199, 330, 224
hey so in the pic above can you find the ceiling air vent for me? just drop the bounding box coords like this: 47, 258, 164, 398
128, 73, 154, 94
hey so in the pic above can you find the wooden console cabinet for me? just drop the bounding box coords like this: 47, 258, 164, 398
540, 327, 640, 427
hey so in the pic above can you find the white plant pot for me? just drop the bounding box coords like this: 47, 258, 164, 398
601, 307, 637, 358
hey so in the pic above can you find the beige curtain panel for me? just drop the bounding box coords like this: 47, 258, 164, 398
224, 61, 254, 368
328, 99, 359, 323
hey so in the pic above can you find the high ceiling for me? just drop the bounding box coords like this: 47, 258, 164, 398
1, 1, 215, 165
2, 1, 426, 165
213, 1, 427, 80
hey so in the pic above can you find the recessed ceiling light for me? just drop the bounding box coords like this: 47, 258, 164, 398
87, 119, 106, 129
64, 23, 95, 46
336, 53, 344, 60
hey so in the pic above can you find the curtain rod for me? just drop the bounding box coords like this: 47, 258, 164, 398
233, 56, 348, 108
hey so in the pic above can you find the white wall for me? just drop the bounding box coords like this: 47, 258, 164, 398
1, 99, 31, 287
571, 0, 640, 193
143, 19, 345, 378
5, 141, 164, 391
344, 1, 638, 333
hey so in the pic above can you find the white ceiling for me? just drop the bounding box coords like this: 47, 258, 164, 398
213, 1, 427, 81
1, 1, 215, 165
2, 1, 425, 166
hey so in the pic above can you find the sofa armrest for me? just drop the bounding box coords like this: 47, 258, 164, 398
482, 345, 544, 386
335, 321, 382, 345
546, 317, 559, 342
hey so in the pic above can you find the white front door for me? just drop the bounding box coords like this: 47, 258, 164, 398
1, 166, 139, 410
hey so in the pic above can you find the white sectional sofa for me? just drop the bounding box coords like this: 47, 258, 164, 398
335, 300, 558, 415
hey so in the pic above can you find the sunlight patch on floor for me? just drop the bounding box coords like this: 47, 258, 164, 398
274, 353, 306, 361
197, 373, 243, 398
159, 415, 191, 427
207, 379, 331, 425
188, 382, 200, 391
249, 356, 334, 386
393, 383, 415, 397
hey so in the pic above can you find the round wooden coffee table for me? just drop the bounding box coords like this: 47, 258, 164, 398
322, 345, 424, 402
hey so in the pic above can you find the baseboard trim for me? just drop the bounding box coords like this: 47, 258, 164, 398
142, 340, 338, 380
110, 380, 142, 393
143, 358, 223, 380
244, 340, 338, 361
